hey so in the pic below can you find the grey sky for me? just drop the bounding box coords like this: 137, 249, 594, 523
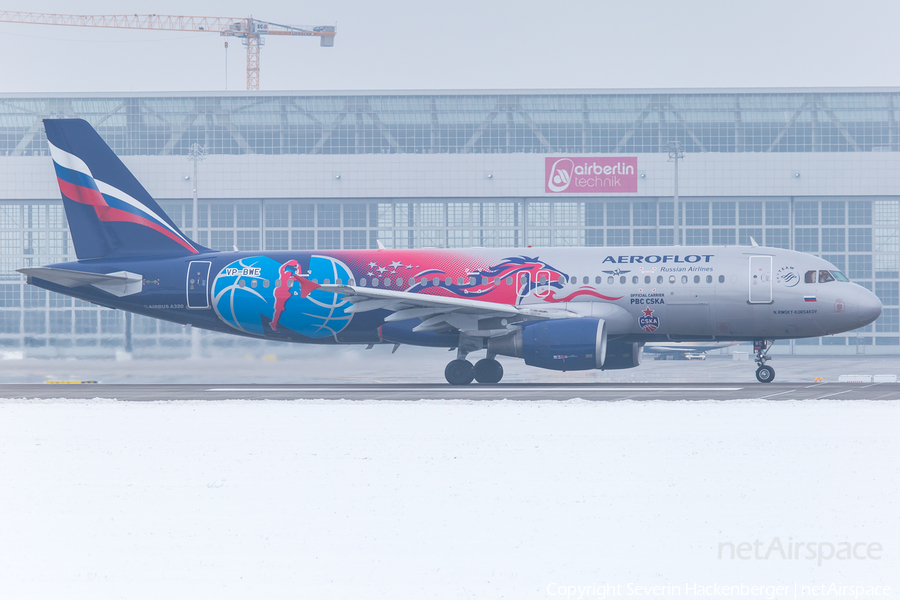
1, 0, 898, 93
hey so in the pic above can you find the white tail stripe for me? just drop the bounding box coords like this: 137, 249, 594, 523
47, 141, 193, 247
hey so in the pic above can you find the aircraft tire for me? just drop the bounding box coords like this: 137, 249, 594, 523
445, 359, 475, 385
755, 365, 775, 383
474, 358, 503, 384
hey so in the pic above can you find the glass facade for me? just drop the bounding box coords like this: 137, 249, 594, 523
3, 90, 900, 156
0, 89, 898, 356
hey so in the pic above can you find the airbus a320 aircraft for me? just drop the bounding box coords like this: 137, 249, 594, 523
20, 119, 883, 384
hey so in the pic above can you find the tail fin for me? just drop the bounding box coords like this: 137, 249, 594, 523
44, 118, 205, 260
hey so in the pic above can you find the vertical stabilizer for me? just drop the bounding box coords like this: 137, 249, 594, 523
43, 118, 205, 259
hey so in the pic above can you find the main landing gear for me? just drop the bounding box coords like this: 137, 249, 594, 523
445, 352, 504, 385
753, 339, 775, 383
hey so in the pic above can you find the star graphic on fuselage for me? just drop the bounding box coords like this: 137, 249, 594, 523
642, 307, 654, 317
368, 262, 378, 268
389, 261, 403, 269
376, 266, 387, 274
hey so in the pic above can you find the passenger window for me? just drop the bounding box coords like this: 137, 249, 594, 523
432, 277, 440, 285
644, 276, 651, 284
445, 277, 452, 285
481, 277, 489, 285
583, 276, 589, 284
681, 275, 688, 284
706, 275, 713, 283
384, 279, 391, 287
251, 279, 258, 288
657, 276, 663, 284
360, 278, 367, 286
607, 276, 614, 284
805, 270, 817, 284
619, 276, 626, 284
263, 279, 270, 288
372, 278, 379, 287
632, 276, 638, 284
595, 276, 602, 284
718, 275, 725, 283
669, 275, 676, 283
506, 277, 512, 285
693, 275, 700, 283
819, 270, 834, 283
539, 275, 548, 284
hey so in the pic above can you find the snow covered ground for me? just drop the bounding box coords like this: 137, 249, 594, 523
1, 398, 897, 599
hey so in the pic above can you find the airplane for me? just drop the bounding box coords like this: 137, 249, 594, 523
18, 119, 883, 385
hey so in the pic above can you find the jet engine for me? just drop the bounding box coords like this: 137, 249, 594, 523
488, 318, 607, 371
601, 342, 643, 370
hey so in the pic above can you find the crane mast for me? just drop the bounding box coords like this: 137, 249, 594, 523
0, 12, 335, 90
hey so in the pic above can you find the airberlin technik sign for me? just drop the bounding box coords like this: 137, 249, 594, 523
545, 157, 638, 194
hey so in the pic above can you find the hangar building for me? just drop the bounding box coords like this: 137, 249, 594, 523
0, 88, 897, 356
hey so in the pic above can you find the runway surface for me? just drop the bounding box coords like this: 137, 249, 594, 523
2, 381, 898, 401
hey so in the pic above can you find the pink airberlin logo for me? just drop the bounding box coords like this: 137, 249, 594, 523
545, 157, 638, 193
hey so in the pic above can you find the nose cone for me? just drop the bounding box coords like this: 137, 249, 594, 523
857, 287, 883, 328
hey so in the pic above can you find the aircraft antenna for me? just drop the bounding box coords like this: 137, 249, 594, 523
0, 12, 336, 90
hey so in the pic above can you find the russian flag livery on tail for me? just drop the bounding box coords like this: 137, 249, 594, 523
18, 119, 883, 385
44, 119, 200, 259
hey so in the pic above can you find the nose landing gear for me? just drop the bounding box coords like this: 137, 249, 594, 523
753, 339, 775, 383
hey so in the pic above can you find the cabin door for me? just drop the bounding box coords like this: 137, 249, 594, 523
748, 255, 773, 304
187, 261, 211, 309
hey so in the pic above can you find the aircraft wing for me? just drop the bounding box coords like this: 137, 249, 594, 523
313, 281, 577, 336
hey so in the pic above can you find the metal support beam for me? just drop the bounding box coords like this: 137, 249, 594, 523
665, 103, 707, 152
364, 103, 403, 153
516, 106, 554, 153
160, 106, 200, 156
311, 104, 351, 154
615, 102, 654, 152
461, 105, 501, 154
766, 101, 809, 152
819, 101, 861, 152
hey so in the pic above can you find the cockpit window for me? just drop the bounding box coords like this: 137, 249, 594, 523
818, 270, 835, 283
831, 271, 849, 282
805, 270, 816, 284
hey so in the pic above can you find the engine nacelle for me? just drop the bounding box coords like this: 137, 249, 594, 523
601, 342, 643, 370
488, 318, 607, 371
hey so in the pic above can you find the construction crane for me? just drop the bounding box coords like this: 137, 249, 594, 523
0, 12, 335, 90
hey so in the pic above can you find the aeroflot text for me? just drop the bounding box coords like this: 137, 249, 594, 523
602, 255, 714, 264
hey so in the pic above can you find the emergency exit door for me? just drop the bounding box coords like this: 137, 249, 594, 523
748, 255, 773, 303
186, 261, 211, 309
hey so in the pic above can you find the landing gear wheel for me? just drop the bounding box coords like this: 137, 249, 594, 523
445, 359, 475, 385
474, 358, 503, 384
756, 365, 775, 383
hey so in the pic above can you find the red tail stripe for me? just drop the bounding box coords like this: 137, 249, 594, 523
57, 178, 197, 254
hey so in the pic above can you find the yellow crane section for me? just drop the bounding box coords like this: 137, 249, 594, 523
0, 12, 336, 90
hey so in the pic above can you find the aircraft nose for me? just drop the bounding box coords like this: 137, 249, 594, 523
857, 287, 883, 328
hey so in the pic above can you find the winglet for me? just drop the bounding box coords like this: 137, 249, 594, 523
750, 236, 759, 247
376, 239, 386, 250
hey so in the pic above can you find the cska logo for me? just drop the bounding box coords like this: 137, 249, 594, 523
639, 307, 660, 333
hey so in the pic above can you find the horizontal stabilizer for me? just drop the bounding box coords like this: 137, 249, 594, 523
18, 267, 143, 297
